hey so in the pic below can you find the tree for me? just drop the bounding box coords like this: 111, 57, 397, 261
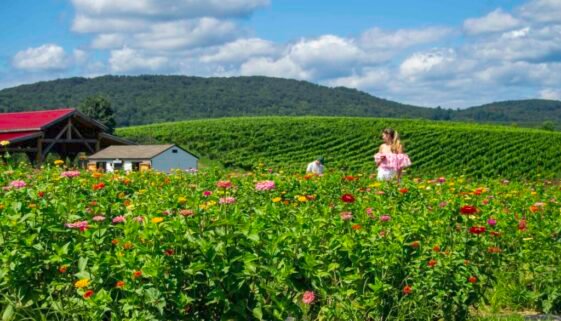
78, 95, 116, 133
541, 120, 556, 131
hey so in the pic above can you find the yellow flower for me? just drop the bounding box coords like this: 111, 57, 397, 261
448, 182, 455, 187
151, 217, 164, 224
369, 182, 381, 188
118, 192, 126, 199
92, 172, 103, 179
178, 197, 187, 204
272, 197, 282, 203
54, 160, 64, 166
75, 279, 89, 288
28, 203, 37, 209
531, 191, 537, 196
0, 140, 9, 146
0, 204, 4, 210
297, 196, 307, 202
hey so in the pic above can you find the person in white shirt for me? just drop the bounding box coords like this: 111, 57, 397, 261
306, 157, 324, 174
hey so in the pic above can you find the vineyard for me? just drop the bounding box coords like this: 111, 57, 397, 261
1, 162, 561, 320
118, 117, 561, 179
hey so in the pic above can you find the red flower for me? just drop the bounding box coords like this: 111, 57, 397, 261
115, 281, 125, 288
488, 246, 501, 254
399, 188, 409, 194
427, 259, 437, 268
468, 276, 477, 284
58, 265, 68, 273
340, 194, 355, 203
133, 270, 142, 278
518, 219, 527, 231
343, 176, 357, 181
469, 226, 486, 235
83, 290, 94, 299
92, 182, 105, 191
474, 188, 483, 196
164, 249, 175, 256
403, 285, 412, 295
351, 224, 362, 230
38, 191, 45, 198
432, 245, 441, 252
460, 205, 478, 215
410, 241, 420, 249
111, 239, 120, 246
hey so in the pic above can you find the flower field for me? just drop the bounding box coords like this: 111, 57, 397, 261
1, 163, 561, 320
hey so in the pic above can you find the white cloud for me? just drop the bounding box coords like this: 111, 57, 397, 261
519, 0, 561, 23
13, 44, 68, 71
540, 88, 561, 100
109, 47, 168, 73
73, 49, 88, 65
400, 49, 456, 80
463, 9, 521, 35
359, 26, 452, 49
133, 18, 240, 51
91, 34, 126, 49
240, 56, 310, 80
72, 14, 147, 33
326, 68, 391, 90
201, 38, 277, 63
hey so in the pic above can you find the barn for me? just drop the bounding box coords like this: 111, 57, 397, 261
87, 144, 198, 172
0, 108, 133, 163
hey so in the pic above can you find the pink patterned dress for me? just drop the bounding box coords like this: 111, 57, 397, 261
374, 152, 412, 181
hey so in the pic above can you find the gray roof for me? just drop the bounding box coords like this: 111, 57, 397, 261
88, 144, 176, 160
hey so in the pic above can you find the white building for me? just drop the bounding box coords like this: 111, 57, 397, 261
88, 144, 198, 172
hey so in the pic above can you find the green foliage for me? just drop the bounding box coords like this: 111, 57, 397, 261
118, 116, 561, 179
541, 121, 556, 131
77, 95, 116, 133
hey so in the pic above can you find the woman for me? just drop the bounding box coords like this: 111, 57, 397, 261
374, 128, 411, 181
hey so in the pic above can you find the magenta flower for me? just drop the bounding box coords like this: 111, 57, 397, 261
437, 177, 446, 183
61, 171, 80, 178
380, 215, 391, 222
219, 197, 236, 204
203, 191, 212, 197
255, 180, 275, 191
487, 218, 497, 226
9, 180, 26, 189
92, 215, 105, 222
302, 291, 315, 305
65, 220, 89, 232
112, 216, 125, 224
340, 211, 353, 221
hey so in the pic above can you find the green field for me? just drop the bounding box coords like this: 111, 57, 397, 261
118, 117, 561, 179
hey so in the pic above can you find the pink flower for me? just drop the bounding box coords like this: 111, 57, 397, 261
92, 215, 105, 222
180, 209, 194, 217
61, 171, 80, 178
366, 208, 373, 215
162, 210, 171, 216
9, 180, 26, 189
219, 197, 236, 204
439, 201, 448, 208
133, 216, 144, 223
380, 215, 391, 222
255, 180, 275, 191
340, 211, 353, 221
216, 181, 232, 189
487, 218, 497, 226
437, 177, 446, 183
112, 216, 125, 224
203, 191, 212, 197
302, 291, 315, 305
65, 220, 89, 232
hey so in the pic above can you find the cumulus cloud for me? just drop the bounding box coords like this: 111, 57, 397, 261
399, 49, 456, 80
91, 34, 126, 49
519, 0, 561, 23
463, 9, 521, 35
13, 44, 68, 71
109, 47, 168, 73
540, 88, 561, 100
201, 38, 278, 63
240, 56, 310, 80
359, 26, 453, 49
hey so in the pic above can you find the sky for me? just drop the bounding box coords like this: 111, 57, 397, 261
1, 0, 560, 108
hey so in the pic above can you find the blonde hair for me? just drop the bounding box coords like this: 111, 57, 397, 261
382, 128, 403, 153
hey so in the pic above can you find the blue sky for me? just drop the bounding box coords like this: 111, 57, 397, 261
1, 0, 560, 107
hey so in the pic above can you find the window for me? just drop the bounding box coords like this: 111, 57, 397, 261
172, 149, 178, 153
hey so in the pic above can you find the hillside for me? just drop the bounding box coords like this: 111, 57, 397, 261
0, 75, 431, 126
454, 99, 561, 123
117, 117, 561, 178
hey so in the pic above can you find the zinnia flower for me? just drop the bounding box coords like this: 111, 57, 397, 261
487, 218, 497, 226
61, 171, 80, 178
255, 180, 275, 191
116, 281, 125, 288
469, 226, 486, 235
460, 205, 478, 215
74, 279, 89, 288
428, 259, 437, 268
399, 188, 409, 194
380, 215, 391, 222
133, 216, 144, 223
340, 211, 353, 221
9, 180, 26, 189
152, 217, 164, 224
341, 194, 355, 203
83, 290, 94, 299
92, 182, 105, 191
133, 270, 142, 278
92, 215, 105, 222
112, 216, 125, 224
66, 220, 89, 232
203, 191, 212, 197
302, 291, 315, 304
180, 209, 194, 216
468, 276, 477, 284
219, 197, 236, 204
216, 181, 232, 189
403, 285, 412, 295
352, 224, 362, 230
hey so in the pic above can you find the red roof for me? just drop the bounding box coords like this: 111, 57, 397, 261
0, 108, 75, 132
0, 131, 41, 143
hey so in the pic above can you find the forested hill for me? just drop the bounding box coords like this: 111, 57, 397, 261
0, 75, 431, 126
0, 75, 559, 127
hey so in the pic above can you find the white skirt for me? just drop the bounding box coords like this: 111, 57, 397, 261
377, 167, 396, 181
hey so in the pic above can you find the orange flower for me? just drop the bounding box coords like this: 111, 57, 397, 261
58, 265, 68, 273
432, 245, 441, 252
410, 241, 420, 249
351, 224, 362, 230
133, 270, 142, 278
468, 276, 477, 284
111, 239, 120, 245
403, 285, 412, 295
123, 241, 134, 250
427, 259, 437, 268
115, 280, 125, 288
487, 246, 501, 254
529, 205, 539, 213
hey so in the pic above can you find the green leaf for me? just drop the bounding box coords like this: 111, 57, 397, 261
2, 304, 14, 321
